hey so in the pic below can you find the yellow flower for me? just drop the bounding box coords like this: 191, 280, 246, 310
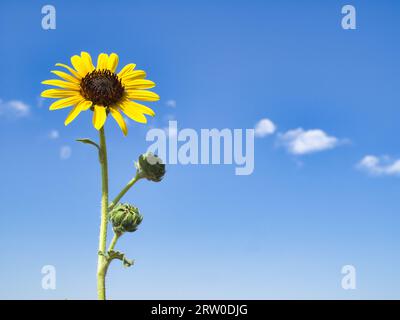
41, 52, 159, 136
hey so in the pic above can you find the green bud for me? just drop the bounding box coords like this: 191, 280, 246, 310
109, 203, 143, 234
135, 152, 166, 182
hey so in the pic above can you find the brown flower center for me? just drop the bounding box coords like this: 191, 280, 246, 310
80, 69, 124, 106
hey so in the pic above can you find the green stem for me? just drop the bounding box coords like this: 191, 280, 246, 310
97, 127, 109, 300
108, 174, 141, 212
97, 233, 122, 284
108, 233, 121, 252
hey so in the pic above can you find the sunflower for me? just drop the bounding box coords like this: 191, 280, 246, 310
41, 52, 159, 135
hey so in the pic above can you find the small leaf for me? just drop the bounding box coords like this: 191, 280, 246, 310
122, 256, 134, 267
108, 250, 134, 268
107, 250, 123, 260
76, 138, 100, 150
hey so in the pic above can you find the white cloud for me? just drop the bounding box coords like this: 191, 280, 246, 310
278, 128, 340, 155
165, 99, 176, 108
357, 155, 400, 176
60, 146, 72, 160
49, 130, 59, 139
254, 118, 276, 137
164, 114, 176, 122
0, 99, 30, 118
37, 96, 45, 108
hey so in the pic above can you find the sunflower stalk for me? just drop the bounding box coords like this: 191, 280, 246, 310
79, 127, 141, 300
97, 127, 110, 300
97, 128, 142, 300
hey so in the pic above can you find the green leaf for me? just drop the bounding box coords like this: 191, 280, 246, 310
107, 250, 134, 268
76, 138, 100, 150
122, 256, 134, 268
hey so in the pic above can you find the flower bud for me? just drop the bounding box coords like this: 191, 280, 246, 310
135, 152, 166, 182
109, 203, 143, 234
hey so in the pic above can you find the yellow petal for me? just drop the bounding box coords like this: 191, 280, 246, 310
41, 89, 80, 98
64, 101, 86, 126
107, 53, 119, 73
80, 100, 93, 111
49, 96, 83, 110
92, 105, 107, 130
120, 102, 148, 123
55, 63, 81, 79
117, 63, 136, 78
71, 55, 88, 77
126, 90, 160, 102
42, 79, 80, 90
110, 108, 128, 136
80, 52, 95, 73
51, 70, 80, 83
120, 70, 146, 82
124, 79, 155, 89
97, 53, 109, 70
122, 100, 155, 116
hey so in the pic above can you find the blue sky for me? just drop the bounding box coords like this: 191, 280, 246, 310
1, 0, 400, 299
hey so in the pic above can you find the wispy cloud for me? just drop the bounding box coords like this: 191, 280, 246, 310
165, 99, 176, 108
357, 155, 400, 176
254, 118, 276, 138
163, 114, 176, 122
278, 128, 342, 155
60, 146, 72, 160
0, 99, 30, 118
37, 96, 45, 108
49, 130, 59, 139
